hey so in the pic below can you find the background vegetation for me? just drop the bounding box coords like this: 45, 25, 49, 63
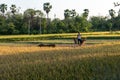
0, 3, 120, 35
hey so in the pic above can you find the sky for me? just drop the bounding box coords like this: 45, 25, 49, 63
0, 0, 120, 19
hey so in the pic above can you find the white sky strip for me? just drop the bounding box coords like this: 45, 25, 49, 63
0, 0, 120, 19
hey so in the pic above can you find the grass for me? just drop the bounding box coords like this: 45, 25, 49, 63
0, 32, 120, 80
0, 31, 120, 42
0, 43, 120, 80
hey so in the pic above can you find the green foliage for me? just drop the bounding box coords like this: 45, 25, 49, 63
64, 9, 77, 19
0, 3, 120, 34
90, 16, 111, 31
109, 9, 116, 18
0, 3, 7, 16
75, 16, 92, 32
43, 2, 52, 14
82, 9, 89, 19
10, 4, 17, 15
7, 22, 15, 34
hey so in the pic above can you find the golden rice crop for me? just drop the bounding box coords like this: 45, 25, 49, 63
1, 42, 120, 55
0, 43, 120, 80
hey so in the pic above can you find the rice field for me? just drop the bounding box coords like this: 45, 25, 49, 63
0, 31, 120, 42
0, 32, 120, 80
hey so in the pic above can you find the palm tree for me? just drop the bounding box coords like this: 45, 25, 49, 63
10, 4, 16, 15
108, 9, 115, 32
109, 9, 116, 18
64, 9, 71, 19
35, 10, 44, 34
83, 9, 89, 19
0, 4, 7, 16
71, 9, 76, 18
43, 2, 52, 33
24, 9, 35, 34
64, 9, 77, 19
43, 2, 52, 19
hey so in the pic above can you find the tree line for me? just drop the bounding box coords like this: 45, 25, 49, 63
0, 3, 120, 35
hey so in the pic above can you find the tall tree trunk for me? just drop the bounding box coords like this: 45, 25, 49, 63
46, 13, 49, 33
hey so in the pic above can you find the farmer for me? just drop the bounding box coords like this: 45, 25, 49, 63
77, 32, 82, 45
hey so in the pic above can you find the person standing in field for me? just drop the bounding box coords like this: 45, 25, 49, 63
77, 32, 82, 45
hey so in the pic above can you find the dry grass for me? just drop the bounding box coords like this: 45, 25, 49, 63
0, 45, 72, 55
1, 42, 120, 55
0, 42, 120, 80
